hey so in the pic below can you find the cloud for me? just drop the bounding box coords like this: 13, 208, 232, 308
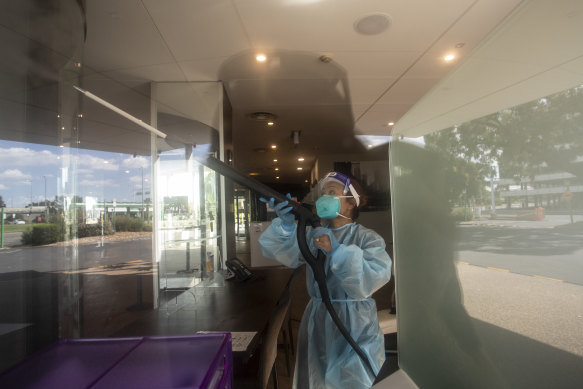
129, 176, 143, 183
0, 147, 60, 167
0, 169, 32, 181
0, 184, 7, 190
79, 179, 119, 188
76, 155, 119, 171
122, 156, 149, 169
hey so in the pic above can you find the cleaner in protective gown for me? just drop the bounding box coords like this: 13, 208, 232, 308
259, 172, 392, 389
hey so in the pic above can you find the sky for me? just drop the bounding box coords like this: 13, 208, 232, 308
0, 140, 151, 208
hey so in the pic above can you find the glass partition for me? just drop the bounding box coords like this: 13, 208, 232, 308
390, 85, 583, 387
151, 82, 225, 312
0, 0, 155, 372
155, 143, 222, 296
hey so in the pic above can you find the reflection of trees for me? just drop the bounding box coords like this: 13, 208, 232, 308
425, 86, 583, 206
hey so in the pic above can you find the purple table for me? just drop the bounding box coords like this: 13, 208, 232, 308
0, 333, 232, 389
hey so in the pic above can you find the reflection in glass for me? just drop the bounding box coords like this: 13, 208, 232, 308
391, 86, 583, 387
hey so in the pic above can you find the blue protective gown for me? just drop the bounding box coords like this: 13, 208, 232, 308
259, 218, 392, 389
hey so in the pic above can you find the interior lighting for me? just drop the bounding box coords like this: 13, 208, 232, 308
256, 54, 267, 62
276, 176, 280, 180
275, 168, 279, 171
444, 54, 455, 61
297, 167, 303, 171
249, 172, 260, 176
388, 122, 394, 126
273, 159, 278, 162
298, 157, 304, 161
271, 145, 277, 149
267, 121, 274, 126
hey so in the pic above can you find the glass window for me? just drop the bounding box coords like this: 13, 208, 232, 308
390, 85, 583, 388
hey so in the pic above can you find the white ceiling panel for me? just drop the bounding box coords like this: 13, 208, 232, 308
327, 51, 420, 79
143, 0, 250, 61
84, 0, 175, 71
235, 0, 479, 52
394, 0, 583, 137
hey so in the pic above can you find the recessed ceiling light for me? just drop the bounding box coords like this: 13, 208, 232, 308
273, 159, 278, 162
305, 180, 308, 183
276, 176, 280, 179
298, 157, 304, 161
249, 172, 260, 176
388, 122, 394, 126
444, 54, 455, 61
275, 168, 279, 171
271, 145, 277, 149
248, 112, 277, 122
354, 13, 391, 35
297, 167, 303, 171
267, 121, 274, 126
256, 54, 267, 62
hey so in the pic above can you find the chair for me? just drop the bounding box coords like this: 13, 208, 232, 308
279, 267, 303, 377
237, 268, 301, 389
257, 283, 291, 389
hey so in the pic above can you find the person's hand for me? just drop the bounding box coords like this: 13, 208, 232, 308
313, 227, 339, 253
260, 194, 295, 231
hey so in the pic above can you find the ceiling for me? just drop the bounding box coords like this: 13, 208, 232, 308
2, 0, 526, 185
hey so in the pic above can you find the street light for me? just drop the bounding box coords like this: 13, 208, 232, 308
43, 175, 47, 217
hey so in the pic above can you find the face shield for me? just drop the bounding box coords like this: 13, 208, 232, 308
318, 172, 360, 207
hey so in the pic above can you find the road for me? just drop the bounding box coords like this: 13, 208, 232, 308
0, 237, 152, 273
456, 215, 583, 285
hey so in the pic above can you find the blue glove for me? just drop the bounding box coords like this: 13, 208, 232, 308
313, 227, 340, 253
260, 194, 295, 231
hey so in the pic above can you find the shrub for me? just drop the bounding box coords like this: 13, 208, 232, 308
114, 216, 145, 232
21, 224, 64, 246
77, 221, 114, 238
451, 207, 474, 221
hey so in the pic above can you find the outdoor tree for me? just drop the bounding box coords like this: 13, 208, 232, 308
424, 85, 583, 206
0, 195, 6, 208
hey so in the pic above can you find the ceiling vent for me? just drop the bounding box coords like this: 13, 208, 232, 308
247, 112, 277, 122
354, 13, 391, 35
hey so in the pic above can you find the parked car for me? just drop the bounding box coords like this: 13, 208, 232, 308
8, 219, 26, 225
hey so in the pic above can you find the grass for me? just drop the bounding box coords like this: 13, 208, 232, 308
1, 224, 29, 233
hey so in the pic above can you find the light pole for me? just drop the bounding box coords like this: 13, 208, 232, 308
141, 167, 144, 219
43, 175, 47, 218
29, 179, 33, 216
